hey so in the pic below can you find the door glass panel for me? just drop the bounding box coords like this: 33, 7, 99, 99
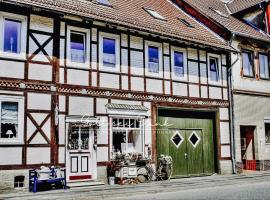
171, 131, 184, 149
188, 131, 200, 148
69, 127, 79, 150
81, 127, 89, 150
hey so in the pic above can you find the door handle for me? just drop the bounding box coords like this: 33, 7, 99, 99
184, 153, 188, 159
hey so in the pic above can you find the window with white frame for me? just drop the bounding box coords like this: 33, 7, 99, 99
242, 51, 254, 77
99, 32, 120, 71
148, 46, 159, 73
111, 118, 144, 156
209, 57, 219, 82
0, 96, 23, 143
0, 12, 27, 58
259, 53, 269, 79
145, 42, 162, 76
173, 51, 184, 77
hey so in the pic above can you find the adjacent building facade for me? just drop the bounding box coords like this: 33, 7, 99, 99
0, 0, 233, 191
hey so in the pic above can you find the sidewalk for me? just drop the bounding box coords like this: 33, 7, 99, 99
1, 171, 270, 200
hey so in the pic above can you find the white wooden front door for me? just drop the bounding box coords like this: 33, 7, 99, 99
66, 124, 95, 181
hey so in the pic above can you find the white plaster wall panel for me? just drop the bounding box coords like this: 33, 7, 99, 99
146, 79, 163, 94
143, 102, 152, 117
221, 145, 231, 158
59, 68, 65, 83
164, 81, 171, 95
69, 96, 94, 116
219, 108, 229, 120
97, 147, 109, 162
92, 28, 97, 41
27, 117, 36, 141
96, 98, 108, 114
58, 147, 65, 164
30, 134, 48, 144
28, 93, 51, 110
144, 118, 152, 145
67, 69, 89, 86
200, 63, 207, 84
30, 113, 48, 125
223, 89, 228, 100
188, 48, 198, 60
220, 122, 230, 144
111, 99, 141, 106
60, 22, 66, 36
0, 148, 22, 165
91, 44, 97, 70
28, 63, 52, 81
42, 117, 51, 142
209, 87, 222, 99
201, 86, 208, 98
199, 50, 206, 61
122, 75, 128, 90
28, 113, 51, 142
121, 34, 128, 47
130, 51, 144, 76
163, 43, 169, 55
222, 67, 227, 86
59, 95, 66, 112
130, 36, 143, 49
92, 72, 97, 87
0, 60, 24, 79
58, 115, 66, 145
131, 77, 144, 92
188, 61, 199, 83
121, 49, 128, 74
222, 54, 227, 65
189, 84, 200, 98
98, 116, 108, 144
164, 56, 170, 79
173, 82, 188, 96
60, 39, 65, 66
30, 15, 53, 33
100, 73, 119, 89
27, 148, 50, 164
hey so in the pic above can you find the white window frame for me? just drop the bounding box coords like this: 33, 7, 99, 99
145, 41, 163, 77
109, 116, 145, 158
99, 32, 120, 72
0, 12, 27, 60
0, 95, 24, 145
171, 46, 188, 81
207, 53, 222, 85
67, 26, 91, 69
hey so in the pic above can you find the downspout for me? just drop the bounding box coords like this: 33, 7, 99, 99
228, 34, 239, 174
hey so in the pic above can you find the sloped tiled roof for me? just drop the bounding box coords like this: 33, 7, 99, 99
227, 0, 265, 14
182, 0, 270, 42
2, 0, 231, 50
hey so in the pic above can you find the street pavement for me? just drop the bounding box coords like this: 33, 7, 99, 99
1, 172, 270, 200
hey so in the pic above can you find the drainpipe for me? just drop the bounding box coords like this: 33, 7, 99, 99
228, 34, 239, 174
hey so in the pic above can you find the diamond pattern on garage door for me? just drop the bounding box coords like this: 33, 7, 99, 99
171, 131, 184, 149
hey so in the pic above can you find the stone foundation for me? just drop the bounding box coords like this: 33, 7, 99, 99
219, 160, 233, 174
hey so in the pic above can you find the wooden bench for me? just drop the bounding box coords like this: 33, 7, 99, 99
29, 168, 67, 193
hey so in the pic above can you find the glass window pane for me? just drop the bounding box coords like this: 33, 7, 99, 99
81, 127, 89, 150
103, 38, 116, 68
265, 123, 270, 144
148, 46, 159, 73
210, 58, 219, 82
97, 0, 111, 6
4, 19, 21, 54
243, 52, 254, 77
113, 131, 126, 153
259, 54, 269, 79
174, 51, 184, 77
70, 32, 85, 63
1, 102, 18, 139
128, 130, 142, 153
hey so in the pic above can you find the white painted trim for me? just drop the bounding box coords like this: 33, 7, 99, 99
98, 32, 120, 73
0, 12, 27, 60
66, 26, 91, 69
188, 131, 201, 148
170, 130, 184, 149
171, 46, 188, 81
145, 40, 163, 77
207, 53, 222, 85
0, 95, 24, 145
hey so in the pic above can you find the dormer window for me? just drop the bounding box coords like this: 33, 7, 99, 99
144, 8, 165, 20
96, 0, 111, 6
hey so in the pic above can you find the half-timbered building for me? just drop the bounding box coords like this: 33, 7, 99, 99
0, 0, 232, 191
173, 0, 270, 172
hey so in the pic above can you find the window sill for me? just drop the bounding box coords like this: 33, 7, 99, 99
242, 75, 255, 79
99, 65, 120, 73
0, 52, 27, 61
0, 140, 23, 145
66, 61, 91, 70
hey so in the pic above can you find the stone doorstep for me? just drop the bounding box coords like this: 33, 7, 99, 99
68, 180, 105, 188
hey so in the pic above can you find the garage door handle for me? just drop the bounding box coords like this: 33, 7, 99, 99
184, 153, 188, 159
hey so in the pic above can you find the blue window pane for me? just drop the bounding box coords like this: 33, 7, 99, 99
103, 38, 116, 68
4, 19, 21, 54
97, 0, 111, 6
148, 46, 159, 73
242, 52, 254, 77
210, 57, 219, 82
174, 51, 184, 77
70, 32, 85, 63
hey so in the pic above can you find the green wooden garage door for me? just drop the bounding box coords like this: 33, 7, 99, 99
157, 117, 215, 177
